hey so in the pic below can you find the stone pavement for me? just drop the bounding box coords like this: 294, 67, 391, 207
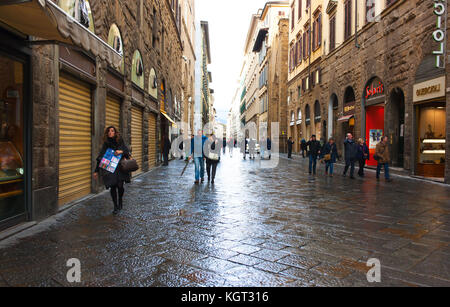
0, 150, 450, 287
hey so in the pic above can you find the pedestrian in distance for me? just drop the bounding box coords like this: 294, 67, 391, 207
162, 134, 171, 166
320, 137, 339, 177
260, 136, 266, 159
306, 135, 321, 175
205, 134, 220, 184
242, 138, 248, 160
267, 137, 272, 160
357, 138, 370, 177
93, 126, 131, 215
189, 129, 207, 184
222, 137, 227, 155
228, 138, 234, 157
342, 133, 358, 179
300, 138, 307, 158
375, 136, 392, 182
249, 138, 256, 160
287, 137, 294, 159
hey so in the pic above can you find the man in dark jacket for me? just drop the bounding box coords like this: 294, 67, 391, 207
306, 135, 321, 175
287, 137, 294, 158
162, 135, 171, 166
267, 137, 272, 159
343, 133, 358, 179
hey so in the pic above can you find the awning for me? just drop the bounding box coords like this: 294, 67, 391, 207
0, 0, 122, 68
337, 115, 354, 122
252, 28, 268, 52
161, 111, 176, 125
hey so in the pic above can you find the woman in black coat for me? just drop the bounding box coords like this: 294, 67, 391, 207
93, 126, 131, 215
356, 138, 370, 177
205, 134, 220, 184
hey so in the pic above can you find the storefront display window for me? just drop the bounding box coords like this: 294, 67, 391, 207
417, 102, 446, 178
0, 54, 25, 224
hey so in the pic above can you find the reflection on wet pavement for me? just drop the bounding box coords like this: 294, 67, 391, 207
1, 150, 450, 286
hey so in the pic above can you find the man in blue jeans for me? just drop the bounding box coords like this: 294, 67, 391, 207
306, 135, 321, 175
375, 136, 392, 182
190, 129, 207, 184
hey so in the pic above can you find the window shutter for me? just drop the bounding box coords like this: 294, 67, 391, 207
312, 21, 316, 50
303, 32, 306, 59
318, 68, 322, 84
299, 37, 302, 62
298, 0, 302, 20
318, 14, 322, 46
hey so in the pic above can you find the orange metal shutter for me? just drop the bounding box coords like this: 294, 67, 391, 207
131, 107, 143, 176
58, 74, 92, 206
148, 113, 157, 169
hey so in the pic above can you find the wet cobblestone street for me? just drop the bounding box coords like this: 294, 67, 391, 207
1, 150, 450, 287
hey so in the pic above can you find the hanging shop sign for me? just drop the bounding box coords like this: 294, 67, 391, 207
413, 76, 446, 103
343, 101, 355, 116
433, 0, 447, 68
365, 80, 384, 99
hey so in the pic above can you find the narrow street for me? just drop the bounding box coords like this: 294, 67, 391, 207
0, 149, 449, 287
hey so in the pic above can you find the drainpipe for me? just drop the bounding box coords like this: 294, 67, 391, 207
355, 0, 360, 48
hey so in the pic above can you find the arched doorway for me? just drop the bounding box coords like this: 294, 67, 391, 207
363, 77, 385, 167
341, 87, 356, 138
328, 94, 338, 139
305, 104, 311, 140
314, 101, 322, 140
388, 88, 405, 167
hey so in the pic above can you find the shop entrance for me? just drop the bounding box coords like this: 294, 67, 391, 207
416, 101, 446, 178
0, 53, 28, 230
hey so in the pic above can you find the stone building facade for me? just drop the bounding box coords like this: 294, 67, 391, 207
287, 0, 450, 183
0, 0, 185, 231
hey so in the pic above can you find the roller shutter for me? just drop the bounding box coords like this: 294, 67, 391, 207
106, 95, 120, 129
58, 75, 92, 206
148, 113, 157, 169
131, 107, 143, 176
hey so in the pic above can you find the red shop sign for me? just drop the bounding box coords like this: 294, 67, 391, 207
365, 81, 384, 99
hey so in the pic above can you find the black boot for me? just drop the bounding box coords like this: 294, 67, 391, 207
111, 187, 119, 215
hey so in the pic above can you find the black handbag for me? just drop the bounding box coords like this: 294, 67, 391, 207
120, 157, 139, 173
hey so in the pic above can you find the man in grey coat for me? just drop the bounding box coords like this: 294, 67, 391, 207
342, 133, 358, 179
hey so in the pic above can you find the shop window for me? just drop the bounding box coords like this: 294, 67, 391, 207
314, 101, 321, 122
107, 24, 124, 73
305, 105, 311, 125
59, 0, 95, 33
0, 55, 25, 224
131, 50, 144, 90
149, 68, 158, 99
418, 102, 446, 177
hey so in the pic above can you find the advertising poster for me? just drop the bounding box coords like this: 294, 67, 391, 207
369, 129, 383, 149
99, 148, 122, 173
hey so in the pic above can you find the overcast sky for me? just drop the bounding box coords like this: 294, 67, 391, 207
195, 0, 269, 124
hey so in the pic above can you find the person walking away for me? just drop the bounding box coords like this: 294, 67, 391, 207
300, 139, 307, 158
287, 137, 294, 158
375, 136, 392, 182
267, 137, 272, 160
321, 138, 338, 177
228, 138, 233, 157
242, 138, 248, 159
259, 136, 266, 159
343, 133, 358, 179
306, 135, 321, 175
357, 138, 370, 177
249, 138, 256, 159
162, 134, 171, 166
222, 137, 227, 155
190, 129, 207, 184
94, 126, 131, 215
205, 134, 220, 184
